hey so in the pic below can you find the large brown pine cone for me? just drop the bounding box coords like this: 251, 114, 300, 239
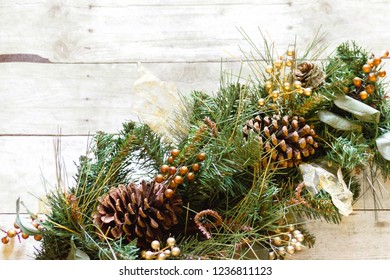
93, 180, 183, 248
243, 114, 318, 169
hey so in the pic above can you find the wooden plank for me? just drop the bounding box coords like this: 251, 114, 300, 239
1, 61, 389, 135
292, 211, 390, 259
0, 136, 89, 213
0, 62, 239, 135
0, 214, 40, 260
0, 1, 389, 63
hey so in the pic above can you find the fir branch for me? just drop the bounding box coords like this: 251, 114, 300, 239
292, 94, 330, 117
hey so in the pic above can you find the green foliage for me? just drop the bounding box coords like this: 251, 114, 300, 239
31, 34, 390, 260
73, 122, 170, 223
326, 135, 370, 171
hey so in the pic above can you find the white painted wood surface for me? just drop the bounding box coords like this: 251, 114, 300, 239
1, 0, 390, 259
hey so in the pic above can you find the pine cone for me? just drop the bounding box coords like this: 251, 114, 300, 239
93, 180, 183, 248
243, 114, 318, 168
293, 62, 325, 89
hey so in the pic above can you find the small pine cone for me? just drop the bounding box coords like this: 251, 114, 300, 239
93, 180, 182, 248
294, 62, 325, 89
243, 114, 319, 169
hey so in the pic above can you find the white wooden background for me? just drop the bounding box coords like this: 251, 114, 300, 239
1, 0, 390, 260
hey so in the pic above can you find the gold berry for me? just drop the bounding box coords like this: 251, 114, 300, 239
1, 236, 10, 244
273, 236, 282, 246
286, 59, 293, 67
155, 174, 165, 183
13, 222, 20, 229
382, 50, 389, 58
368, 73, 378, 82
360, 90, 369, 100
169, 181, 177, 189
343, 86, 350, 93
286, 245, 295, 254
353, 77, 362, 87
191, 163, 200, 172
21, 233, 29, 239
145, 250, 154, 260
171, 247, 181, 257
283, 82, 291, 91
287, 47, 295, 56
296, 234, 305, 242
373, 57, 382, 66
278, 247, 286, 256
173, 175, 184, 185
362, 64, 371, 73
293, 80, 302, 89
186, 172, 195, 181
169, 166, 177, 175
34, 235, 43, 241
166, 237, 176, 247
197, 152, 207, 161
157, 253, 167, 260
265, 80, 273, 91
365, 84, 375, 94
270, 90, 279, 99
273, 59, 282, 68
367, 59, 374, 67
167, 156, 174, 164
303, 87, 312, 97
179, 166, 188, 175
378, 70, 386, 78
160, 164, 169, 174
265, 65, 273, 74
32, 221, 39, 228
151, 240, 161, 250
164, 249, 171, 257
171, 149, 180, 157
258, 98, 265, 107
7, 229, 17, 238
164, 188, 175, 199
295, 242, 302, 251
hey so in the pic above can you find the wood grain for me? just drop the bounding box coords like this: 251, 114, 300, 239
0, 62, 240, 135
0, 1, 389, 63
0, 136, 89, 213
292, 211, 390, 259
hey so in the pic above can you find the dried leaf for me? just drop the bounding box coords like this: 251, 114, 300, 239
334, 94, 380, 123
318, 110, 362, 132
376, 132, 390, 161
15, 198, 41, 235
131, 63, 186, 142
299, 163, 353, 216
66, 239, 90, 260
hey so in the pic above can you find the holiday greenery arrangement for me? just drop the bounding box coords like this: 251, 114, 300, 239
2, 32, 390, 260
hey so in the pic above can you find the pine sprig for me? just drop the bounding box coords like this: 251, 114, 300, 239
293, 94, 330, 117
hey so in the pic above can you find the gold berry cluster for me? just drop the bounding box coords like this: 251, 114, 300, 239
141, 237, 181, 260
155, 148, 206, 198
348, 50, 388, 100
268, 225, 305, 260
1, 216, 43, 245
258, 46, 312, 108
